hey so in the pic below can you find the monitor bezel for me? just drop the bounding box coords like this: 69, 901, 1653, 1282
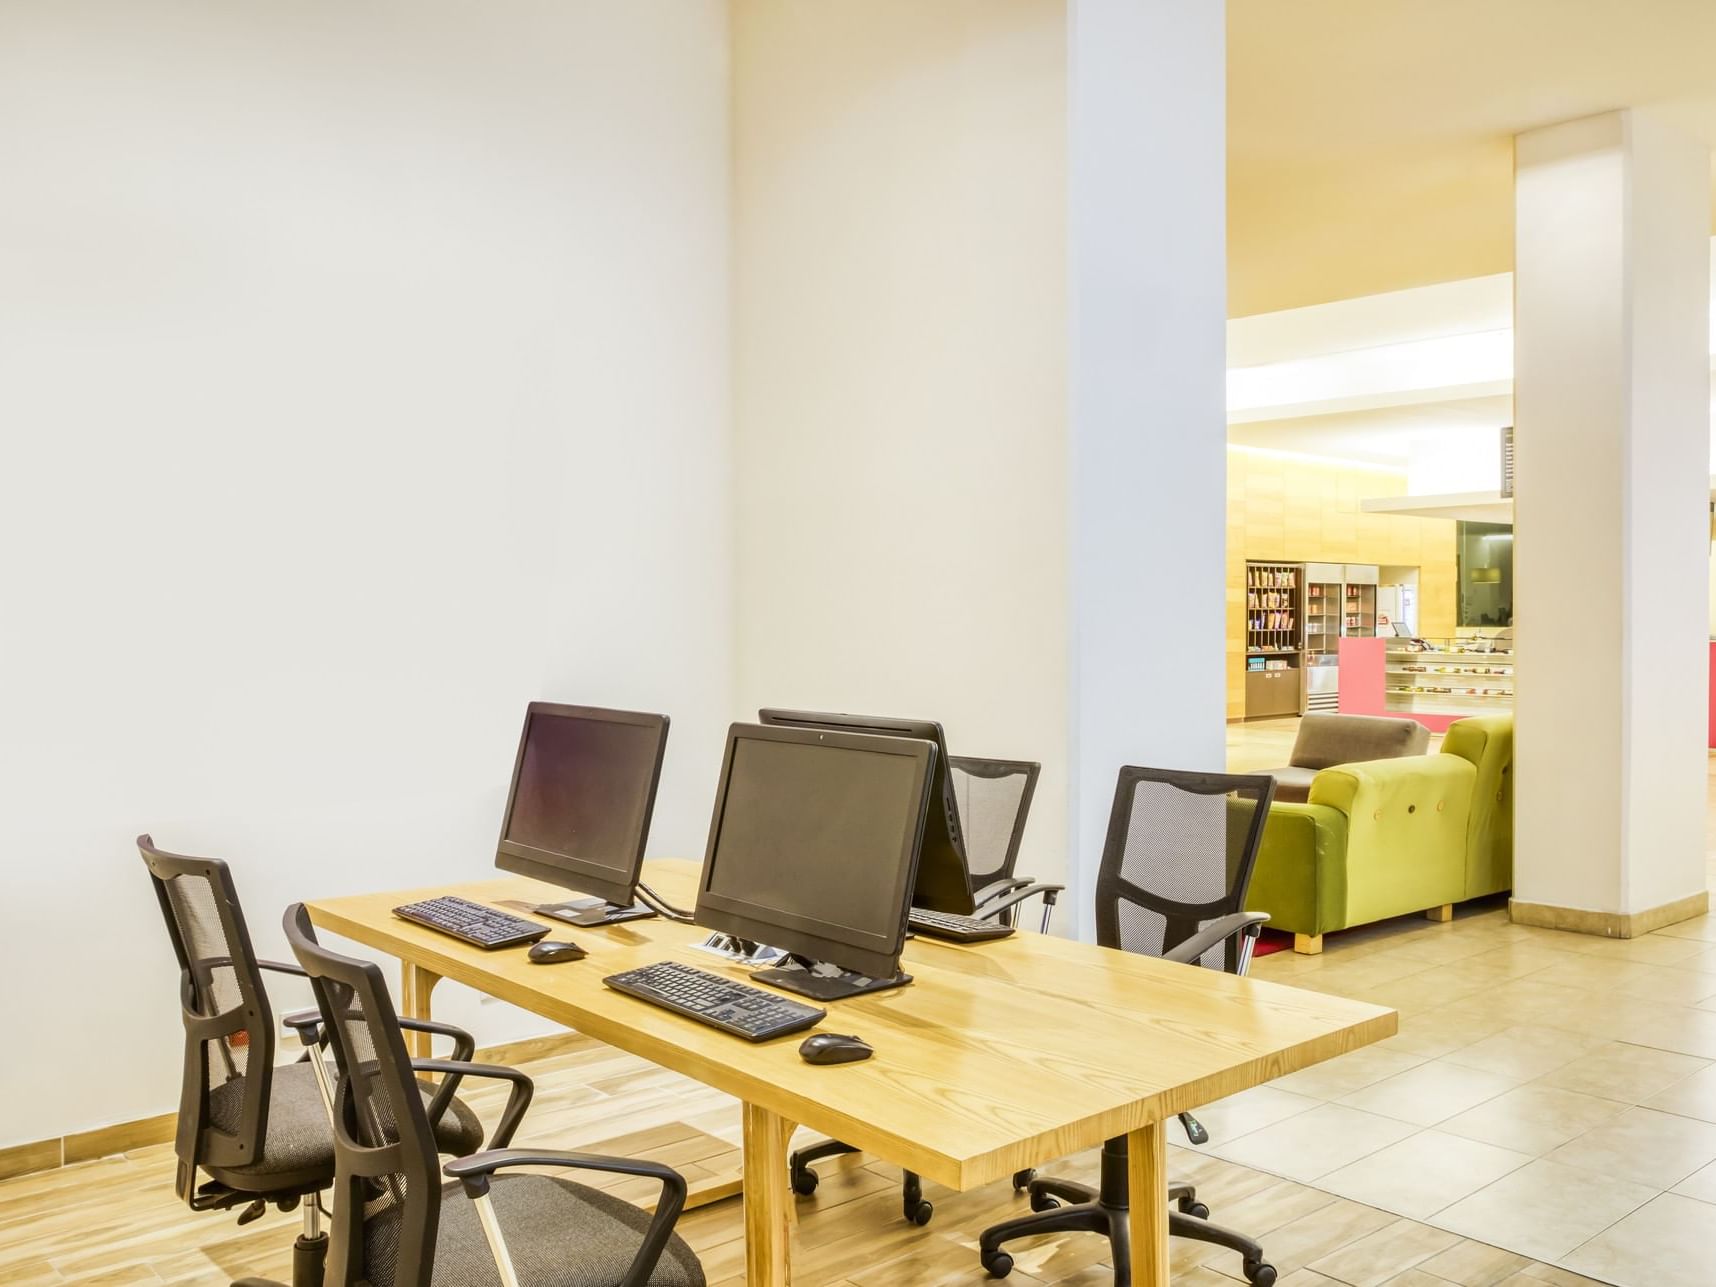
494, 701, 669, 908
757, 707, 975, 915
696, 721, 934, 980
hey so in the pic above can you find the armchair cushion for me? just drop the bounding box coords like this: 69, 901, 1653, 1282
364, 1173, 704, 1287
1264, 714, 1431, 802
1290, 714, 1431, 771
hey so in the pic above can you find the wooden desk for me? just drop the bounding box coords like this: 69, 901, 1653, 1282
308, 860, 1394, 1286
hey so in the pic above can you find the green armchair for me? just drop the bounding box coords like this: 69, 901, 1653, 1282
1249, 714, 1513, 953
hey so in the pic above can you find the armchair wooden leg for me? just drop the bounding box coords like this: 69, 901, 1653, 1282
1293, 933, 1323, 955
1426, 904, 1454, 923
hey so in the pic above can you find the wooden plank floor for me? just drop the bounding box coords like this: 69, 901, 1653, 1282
0, 1029, 1594, 1286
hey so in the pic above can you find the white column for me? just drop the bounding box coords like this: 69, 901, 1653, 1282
1066, 0, 1228, 937
1513, 111, 1711, 930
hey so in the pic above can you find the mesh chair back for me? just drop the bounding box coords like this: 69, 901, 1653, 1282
948, 756, 1040, 886
1093, 769, 1275, 972
284, 903, 441, 1287
139, 834, 277, 1195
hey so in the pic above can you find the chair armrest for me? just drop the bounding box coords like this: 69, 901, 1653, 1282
973, 877, 1031, 906
411, 1059, 533, 1149
979, 882, 1065, 922
256, 959, 308, 978
257, 961, 322, 1048
280, 1007, 324, 1047
396, 1016, 477, 1063
1162, 913, 1270, 967
444, 1149, 688, 1287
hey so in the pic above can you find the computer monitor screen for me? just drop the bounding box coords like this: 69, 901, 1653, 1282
696, 723, 935, 981
495, 703, 669, 908
757, 708, 974, 914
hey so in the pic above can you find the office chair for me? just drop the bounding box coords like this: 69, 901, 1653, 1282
949, 755, 1062, 930
140, 836, 487, 1287
256, 904, 704, 1287
976, 769, 1279, 1286
788, 754, 1057, 1225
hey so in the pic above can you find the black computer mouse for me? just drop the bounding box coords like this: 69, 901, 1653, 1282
798, 1033, 873, 1065
527, 939, 587, 964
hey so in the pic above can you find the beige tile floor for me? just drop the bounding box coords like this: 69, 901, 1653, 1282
1219, 716, 1716, 1287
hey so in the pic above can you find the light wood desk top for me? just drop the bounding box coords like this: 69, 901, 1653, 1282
307, 859, 1395, 1193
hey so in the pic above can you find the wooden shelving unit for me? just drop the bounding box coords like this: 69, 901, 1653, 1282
1245, 562, 1301, 653
1343, 582, 1377, 637
1245, 562, 1305, 718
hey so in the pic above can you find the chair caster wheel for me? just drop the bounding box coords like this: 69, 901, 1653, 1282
1028, 1191, 1061, 1213
981, 1249, 1014, 1279
1244, 1260, 1277, 1286
1178, 1197, 1210, 1218
905, 1198, 933, 1225
1011, 1168, 1035, 1191
790, 1168, 818, 1197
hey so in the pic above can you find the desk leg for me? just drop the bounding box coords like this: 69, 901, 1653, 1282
401, 963, 442, 1059
1127, 1120, 1169, 1287
742, 1102, 796, 1287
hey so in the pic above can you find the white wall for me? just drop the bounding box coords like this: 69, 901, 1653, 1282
730, 3, 1070, 887
0, 1, 732, 1146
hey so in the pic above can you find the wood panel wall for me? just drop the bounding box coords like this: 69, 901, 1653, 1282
1226, 449, 1458, 720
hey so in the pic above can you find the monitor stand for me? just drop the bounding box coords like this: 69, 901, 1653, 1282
535, 897, 655, 928
752, 954, 913, 1002
534, 881, 695, 929
694, 933, 789, 967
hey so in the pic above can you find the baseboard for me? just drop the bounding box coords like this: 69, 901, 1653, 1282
1, 1029, 593, 1183
64, 1111, 178, 1166
0, 1136, 62, 1183
1509, 889, 1710, 939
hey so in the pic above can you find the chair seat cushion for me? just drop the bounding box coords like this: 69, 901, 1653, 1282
365, 1173, 705, 1287
207, 1060, 485, 1178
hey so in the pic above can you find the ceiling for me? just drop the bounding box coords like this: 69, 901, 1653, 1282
1228, 0, 1716, 317
1228, 398, 1511, 467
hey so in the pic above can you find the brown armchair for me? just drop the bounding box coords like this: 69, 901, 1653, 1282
1262, 713, 1430, 803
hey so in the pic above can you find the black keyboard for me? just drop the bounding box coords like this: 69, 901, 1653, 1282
603, 961, 826, 1041
908, 907, 1015, 944
393, 896, 550, 950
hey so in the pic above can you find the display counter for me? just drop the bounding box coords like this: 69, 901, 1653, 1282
1338, 635, 1513, 733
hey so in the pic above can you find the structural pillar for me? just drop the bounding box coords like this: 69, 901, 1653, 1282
1512, 111, 1711, 935
1066, 0, 1228, 937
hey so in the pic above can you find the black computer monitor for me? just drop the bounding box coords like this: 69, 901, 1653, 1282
696, 722, 936, 1000
758, 708, 975, 915
495, 702, 672, 927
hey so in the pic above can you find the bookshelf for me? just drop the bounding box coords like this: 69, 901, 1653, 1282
1245, 561, 1304, 718
1245, 562, 1301, 653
